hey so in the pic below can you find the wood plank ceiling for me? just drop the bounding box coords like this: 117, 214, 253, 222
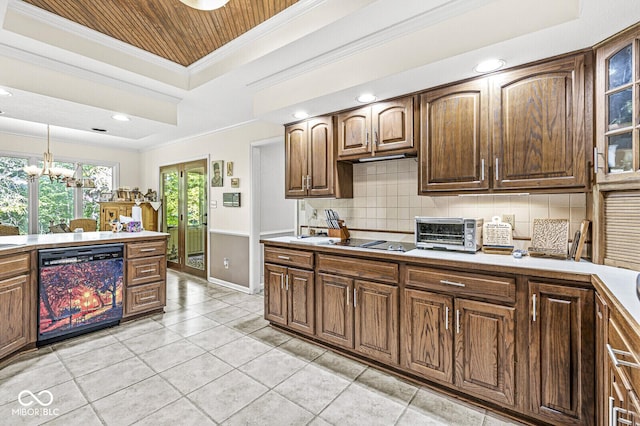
22, 0, 299, 66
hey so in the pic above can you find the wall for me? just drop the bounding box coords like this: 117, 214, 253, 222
139, 120, 283, 287
0, 132, 141, 185
300, 158, 587, 250
259, 141, 295, 234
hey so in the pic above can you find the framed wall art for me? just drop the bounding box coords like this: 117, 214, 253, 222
211, 160, 224, 187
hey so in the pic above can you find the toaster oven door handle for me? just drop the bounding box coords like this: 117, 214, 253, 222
440, 279, 466, 287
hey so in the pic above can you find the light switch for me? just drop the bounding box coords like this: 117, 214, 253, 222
211, 200, 217, 209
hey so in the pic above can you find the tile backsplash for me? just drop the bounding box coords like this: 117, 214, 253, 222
299, 158, 587, 246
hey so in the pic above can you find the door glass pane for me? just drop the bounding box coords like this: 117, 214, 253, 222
608, 44, 632, 90
185, 163, 206, 271
608, 88, 633, 130
161, 167, 179, 263
0, 156, 29, 234
607, 133, 633, 173
39, 162, 74, 233
82, 164, 113, 229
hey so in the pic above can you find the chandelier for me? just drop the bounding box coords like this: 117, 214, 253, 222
178, 0, 229, 11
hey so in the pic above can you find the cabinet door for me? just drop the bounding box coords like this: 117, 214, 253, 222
285, 122, 308, 198
420, 79, 490, 192
354, 280, 398, 364
307, 117, 334, 197
491, 54, 588, 190
595, 292, 609, 426
454, 298, 515, 406
529, 281, 594, 425
264, 263, 287, 326
337, 107, 372, 158
102, 205, 120, 229
372, 97, 415, 154
316, 273, 354, 348
401, 288, 453, 383
287, 268, 315, 335
0, 274, 30, 359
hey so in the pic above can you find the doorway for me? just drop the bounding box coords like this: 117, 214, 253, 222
160, 159, 208, 278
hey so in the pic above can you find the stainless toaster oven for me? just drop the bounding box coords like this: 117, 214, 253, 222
415, 217, 483, 252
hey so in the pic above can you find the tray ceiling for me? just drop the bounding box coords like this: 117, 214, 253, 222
21, 0, 299, 66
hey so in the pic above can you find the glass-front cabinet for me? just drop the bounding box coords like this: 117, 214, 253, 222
596, 27, 640, 183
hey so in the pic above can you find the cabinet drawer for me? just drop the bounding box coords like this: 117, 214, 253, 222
127, 241, 166, 259
608, 316, 640, 395
125, 281, 165, 316
264, 247, 314, 269
404, 266, 515, 303
127, 256, 166, 286
317, 254, 398, 284
0, 253, 30, 280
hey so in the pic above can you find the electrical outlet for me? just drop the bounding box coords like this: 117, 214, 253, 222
502, 214, 515, 231
311, 209, 317, 219
223, 257, 229, 269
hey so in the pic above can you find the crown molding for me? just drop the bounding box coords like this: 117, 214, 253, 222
187, 0, 327, 73
246, 0, 492, 90
0, 42, 183, 104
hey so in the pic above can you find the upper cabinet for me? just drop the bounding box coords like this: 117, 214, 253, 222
419, 52, 592, 195
595, 25, 640, 185
337, 96, 417, 161
420, 79, 490, 193
491, 53, 590, 191
285, 116, 352, 199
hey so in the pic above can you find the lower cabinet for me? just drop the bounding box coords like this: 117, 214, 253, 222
401, 288, 515, 406
264, 263, 315, 335
0, 253, 33, 360
124, 240, 167, 318
528, 281, 595, 425
317, 273, 399, 364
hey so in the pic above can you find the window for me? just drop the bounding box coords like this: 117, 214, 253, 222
0, 153, 116, 234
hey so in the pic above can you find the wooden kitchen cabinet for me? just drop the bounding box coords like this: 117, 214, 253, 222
123, 240, 167, 318
337, 96, 416, 160
284, 116, 352, 199
401, 266, 515, 406
264, 247, 315, 335
354, 280, 398, 364
528, 281, 594, 425
0, 253, 33, 359
420, 79, 490, 193
99, 201, 158, 231
490, 53, 591, 191
316, 273, 354, 347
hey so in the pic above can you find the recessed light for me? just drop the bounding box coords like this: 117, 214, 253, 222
0, 88, 12, 97
112, 113, 130, 122
293, 111, 309, 120
474, 59, 506, 73
91, 128, 107, 132
356, 93, 377, 103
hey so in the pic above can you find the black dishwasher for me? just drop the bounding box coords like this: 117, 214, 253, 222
38, 244, 124, 345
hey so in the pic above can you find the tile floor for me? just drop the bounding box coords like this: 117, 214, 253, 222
0, 270, 524, 425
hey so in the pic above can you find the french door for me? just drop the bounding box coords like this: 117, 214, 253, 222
160, 159, 207, 278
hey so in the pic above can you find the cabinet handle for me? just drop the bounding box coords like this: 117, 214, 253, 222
445, 306, 449, 331
307, 175, 312, 189
610, 396, 615, 426
374, 130, 379, 146
481, 159, 485, 181
440, 279, 465, 287
301, 175, 306, 190
277, 255, 291, 260
280, 274, 284, 290
139, 295, 156, 302
532, 294, 537, 322
495, 158, 499, 181
346, 287, 350, 306
607, 344, 640, 369
139, 248, 157, 252
456, 309, 460, 334
366, 131, 370, 147
139, 268, 156, 274
285, 275, 289, 291
353, 288, 357, 308
594, 147, 599, 174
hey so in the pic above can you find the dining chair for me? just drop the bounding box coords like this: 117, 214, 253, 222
69, 218, 97, 232
0, 224, 20, 236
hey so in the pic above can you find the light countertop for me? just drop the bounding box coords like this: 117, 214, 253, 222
264, 236, 640, 326
0, 231, 168, 251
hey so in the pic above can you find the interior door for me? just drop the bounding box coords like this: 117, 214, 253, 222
160, 159, 208, 278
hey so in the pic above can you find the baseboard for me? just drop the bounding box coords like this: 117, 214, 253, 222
208, 277, 252, 294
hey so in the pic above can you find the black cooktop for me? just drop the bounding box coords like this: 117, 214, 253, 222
327, 238, 415, 252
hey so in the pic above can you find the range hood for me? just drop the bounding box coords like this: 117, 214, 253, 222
358, 154, 413, 163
